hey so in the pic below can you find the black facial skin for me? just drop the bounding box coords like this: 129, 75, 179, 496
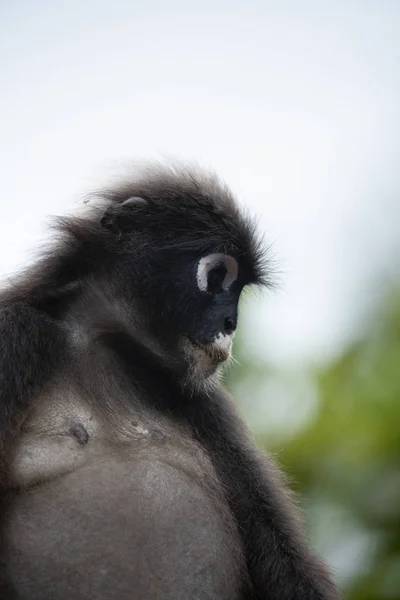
188, 287, 238, 345
0, 164, 340, 600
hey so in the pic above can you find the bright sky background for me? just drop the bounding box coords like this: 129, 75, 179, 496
1, 0, 399, 367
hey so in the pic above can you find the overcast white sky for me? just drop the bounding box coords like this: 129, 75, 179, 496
1, 0, 399, 366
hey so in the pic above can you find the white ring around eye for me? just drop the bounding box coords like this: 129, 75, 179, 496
196, 253, 238, 293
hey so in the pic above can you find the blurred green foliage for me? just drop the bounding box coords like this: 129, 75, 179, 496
227, 288, 400, 600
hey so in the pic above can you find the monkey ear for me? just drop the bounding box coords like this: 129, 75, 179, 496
100, 197, 148, 234
121, 196, 148, 207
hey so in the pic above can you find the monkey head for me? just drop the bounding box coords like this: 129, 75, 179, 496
96, 165, 269, 383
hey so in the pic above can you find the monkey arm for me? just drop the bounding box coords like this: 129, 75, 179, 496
0, 303, 65, 481
189, 387, 340, 600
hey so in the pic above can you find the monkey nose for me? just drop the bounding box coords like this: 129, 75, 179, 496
223, 316, 237, 335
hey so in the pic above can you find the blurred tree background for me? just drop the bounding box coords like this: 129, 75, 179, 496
227, 286, 400, 600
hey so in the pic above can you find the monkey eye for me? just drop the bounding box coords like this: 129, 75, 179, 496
196, 253, 238, 294
207, 263, 227, 294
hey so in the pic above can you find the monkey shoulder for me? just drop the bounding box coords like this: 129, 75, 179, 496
0, 301, 66, 345
0, 301, 68, 395
0, 302, 69, 460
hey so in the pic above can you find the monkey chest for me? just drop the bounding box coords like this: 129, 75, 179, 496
3, 393, 245, 600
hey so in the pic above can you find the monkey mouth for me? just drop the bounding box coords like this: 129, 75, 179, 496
189, 338, 232, 364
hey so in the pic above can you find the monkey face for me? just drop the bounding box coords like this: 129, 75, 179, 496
96, 165, 269, 383
182, 252, 239, 373
158, 251, 246, 380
